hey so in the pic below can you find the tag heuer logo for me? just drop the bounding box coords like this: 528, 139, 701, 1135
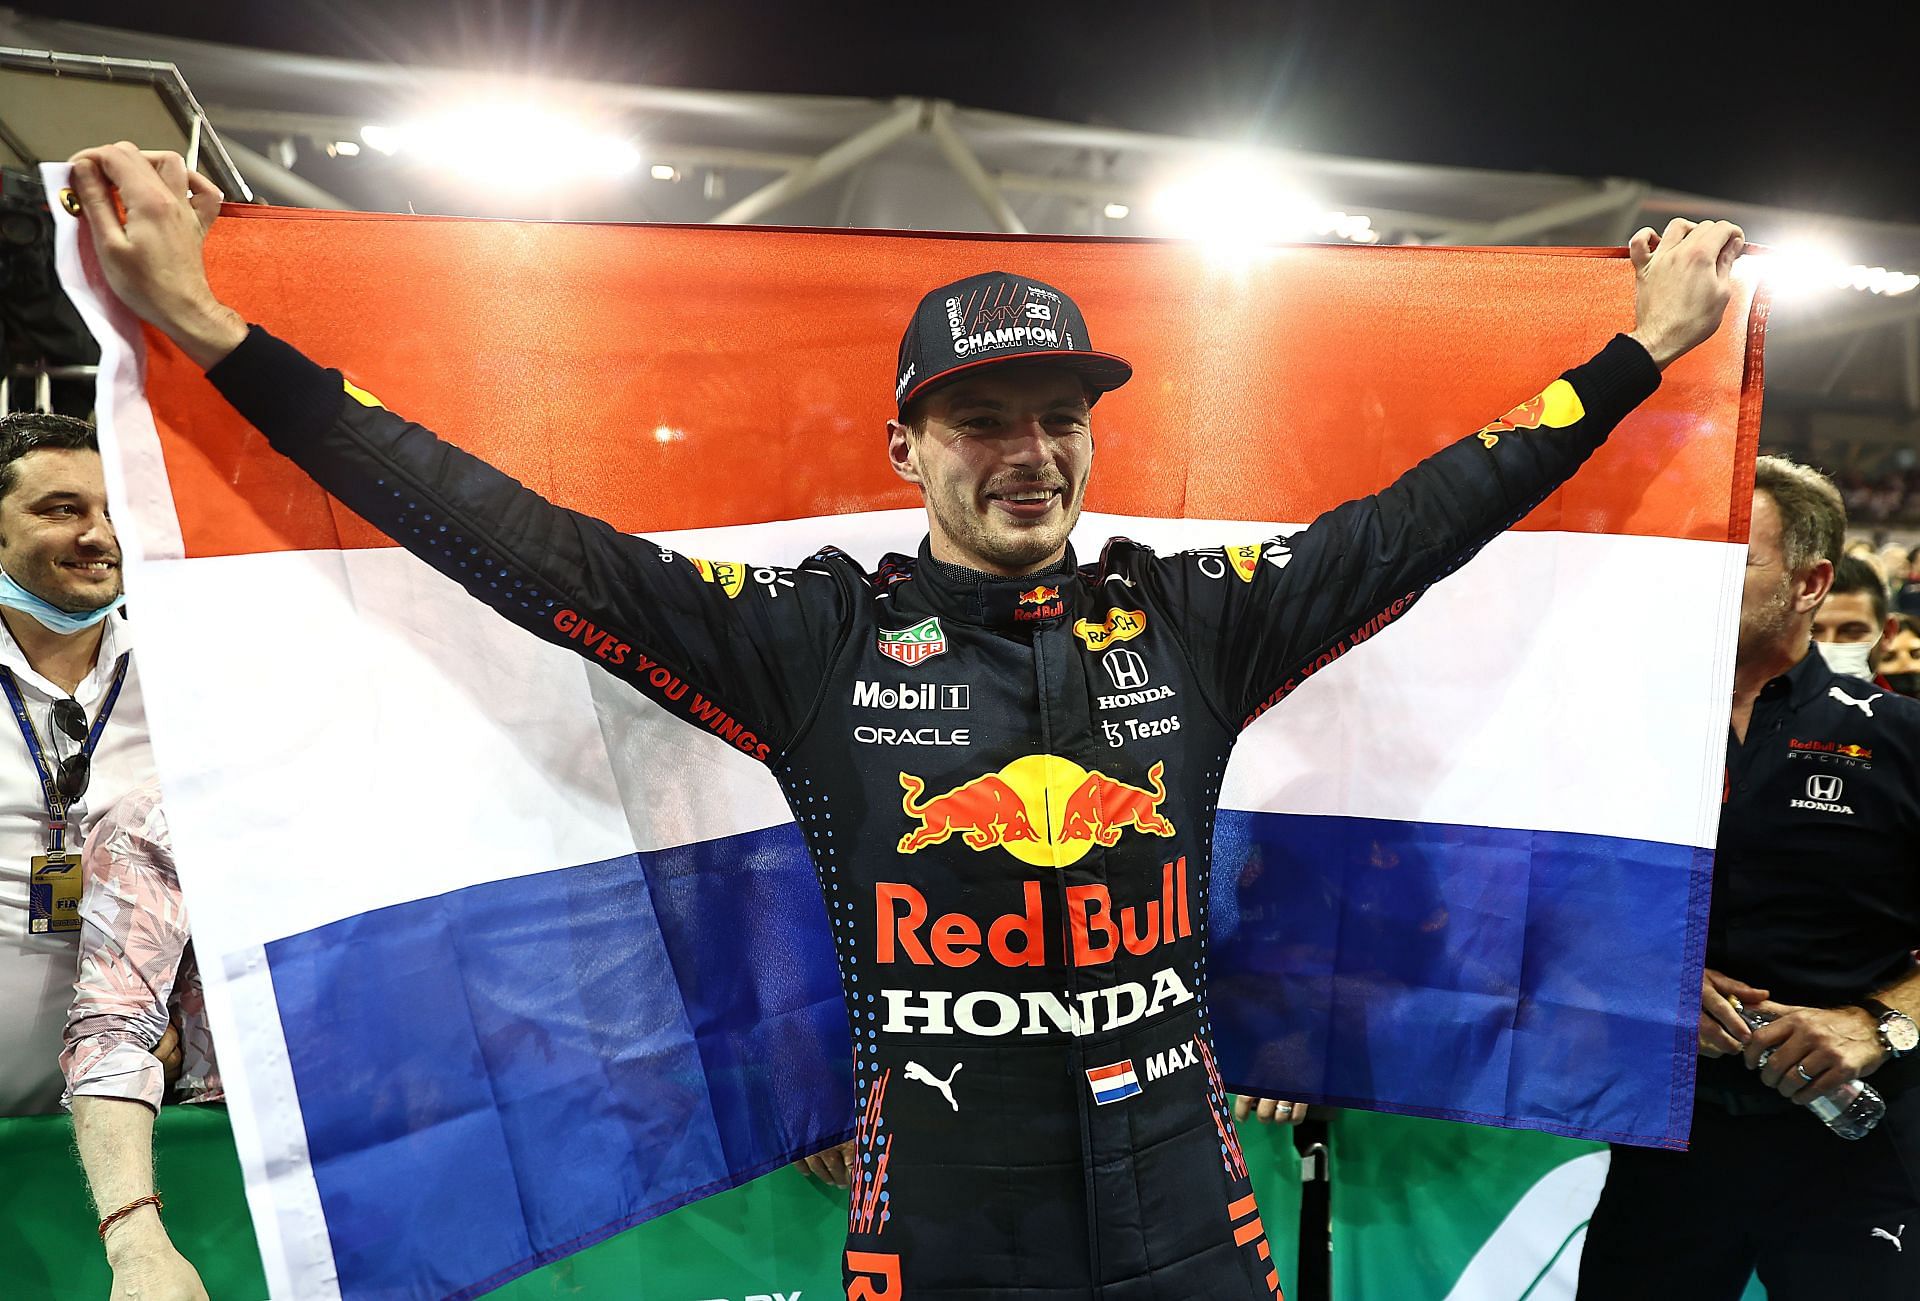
878, 617, 948, 666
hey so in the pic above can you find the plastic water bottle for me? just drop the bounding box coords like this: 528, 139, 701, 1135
1740, 1008, 1885, 1139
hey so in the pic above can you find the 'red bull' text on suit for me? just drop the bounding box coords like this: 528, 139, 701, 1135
204, 326, 1659, 1299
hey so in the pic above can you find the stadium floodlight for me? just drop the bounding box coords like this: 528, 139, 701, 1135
359, 124, 402, 156
1754, 247, 1920, 299
1150, 160, 1378, 249
1316, 211, 1379, 244
358, 100, 641, 182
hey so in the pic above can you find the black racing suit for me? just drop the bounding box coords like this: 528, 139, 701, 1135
207, 327, 1660, 1300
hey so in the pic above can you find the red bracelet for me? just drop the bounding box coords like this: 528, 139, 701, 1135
97, 1192, 162, 1241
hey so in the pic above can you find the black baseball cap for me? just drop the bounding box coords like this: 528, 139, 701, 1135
894, 271, 1133, 416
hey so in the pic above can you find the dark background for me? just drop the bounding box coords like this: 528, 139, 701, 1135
18, 0, 1915, 223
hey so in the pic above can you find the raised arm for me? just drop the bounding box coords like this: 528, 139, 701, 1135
68, 144, 851, 761
1142, 218, 1745, 729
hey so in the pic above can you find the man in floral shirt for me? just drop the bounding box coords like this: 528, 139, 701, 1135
63, 780, 217, 1301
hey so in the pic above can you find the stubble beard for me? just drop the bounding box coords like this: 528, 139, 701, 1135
15, 555, 123, 613
1735, 573, 1799, 670
933, 479, 1083, 575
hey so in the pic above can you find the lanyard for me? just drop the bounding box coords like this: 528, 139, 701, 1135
0, 653, 130, 852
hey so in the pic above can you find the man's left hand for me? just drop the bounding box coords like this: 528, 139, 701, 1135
1232, 1095, 1309, 1126
154, 1022, 183, 1090
794, 1138, 856, 1189
1742, 1004, 1885, 1102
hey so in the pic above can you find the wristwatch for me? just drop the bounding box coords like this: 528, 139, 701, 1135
1858, 998, 1920, 1058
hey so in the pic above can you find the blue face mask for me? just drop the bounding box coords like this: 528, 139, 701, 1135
0, 568, 124, 635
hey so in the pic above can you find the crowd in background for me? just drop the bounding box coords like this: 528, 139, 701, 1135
1843, 535, 1920, 619
1838, 461, 1920, 528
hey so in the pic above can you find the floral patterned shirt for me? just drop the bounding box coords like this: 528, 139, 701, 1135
60, 781, 218, 1109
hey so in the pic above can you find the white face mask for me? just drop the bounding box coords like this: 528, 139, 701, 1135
1815, 638, 1877, 680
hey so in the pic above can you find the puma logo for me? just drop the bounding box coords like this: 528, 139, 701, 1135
1829, 687, 1883, 717
1873, 1224, 1905, 1251
904, 1060, 962, 1112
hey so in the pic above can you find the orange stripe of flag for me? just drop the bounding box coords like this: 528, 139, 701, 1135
144, 212, 1765, 560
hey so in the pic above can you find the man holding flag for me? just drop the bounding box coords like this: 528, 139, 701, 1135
67, 140, 1742, 1299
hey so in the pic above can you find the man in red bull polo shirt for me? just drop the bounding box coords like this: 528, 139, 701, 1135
70, 140, 1742, 1300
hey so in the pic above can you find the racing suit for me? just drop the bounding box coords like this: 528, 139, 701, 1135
205, 327, 1660, 1299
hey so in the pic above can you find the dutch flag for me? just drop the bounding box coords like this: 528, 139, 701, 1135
50, 164, 1763, 1300
1087, 1060, 1145, 1106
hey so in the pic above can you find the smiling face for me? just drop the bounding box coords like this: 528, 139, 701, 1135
888, 365, 1094, 576
0, 448, 122, 612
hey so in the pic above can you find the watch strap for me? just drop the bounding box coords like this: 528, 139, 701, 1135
1858, 998, 1916, 1057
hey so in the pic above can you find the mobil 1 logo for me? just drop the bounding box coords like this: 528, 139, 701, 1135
853, 682, 971, 711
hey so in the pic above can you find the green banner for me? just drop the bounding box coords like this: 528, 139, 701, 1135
0, 1107, 1300, 1300
0, 1105, 268, 1300
1327, 1110, 1764, 1301
3, 1104, 1781, 1300
483, 1121, 1301, 1300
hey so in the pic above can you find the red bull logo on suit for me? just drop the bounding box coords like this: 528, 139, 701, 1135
896, 756, 1176, 866
1013, 584, 1065, 622
1474, 378, 1585, 447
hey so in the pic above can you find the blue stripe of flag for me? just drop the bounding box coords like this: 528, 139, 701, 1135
1208, 810, 1711, 1148
266, 811, 1708, 1297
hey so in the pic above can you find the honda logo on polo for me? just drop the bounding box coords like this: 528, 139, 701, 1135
1791, 773, 1855, 815
1102, 648, 1150, 690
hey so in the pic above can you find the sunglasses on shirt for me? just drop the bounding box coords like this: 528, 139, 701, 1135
50, 697, 90, 803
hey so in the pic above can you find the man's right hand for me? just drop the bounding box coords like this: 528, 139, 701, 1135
104, 1226, 208, 1301
1698, 967, 1769, 1057
66, 143, 248, 368
153, 1022, 184, 1091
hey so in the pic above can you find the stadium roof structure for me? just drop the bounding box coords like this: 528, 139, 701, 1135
4, 5, 1918, 435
